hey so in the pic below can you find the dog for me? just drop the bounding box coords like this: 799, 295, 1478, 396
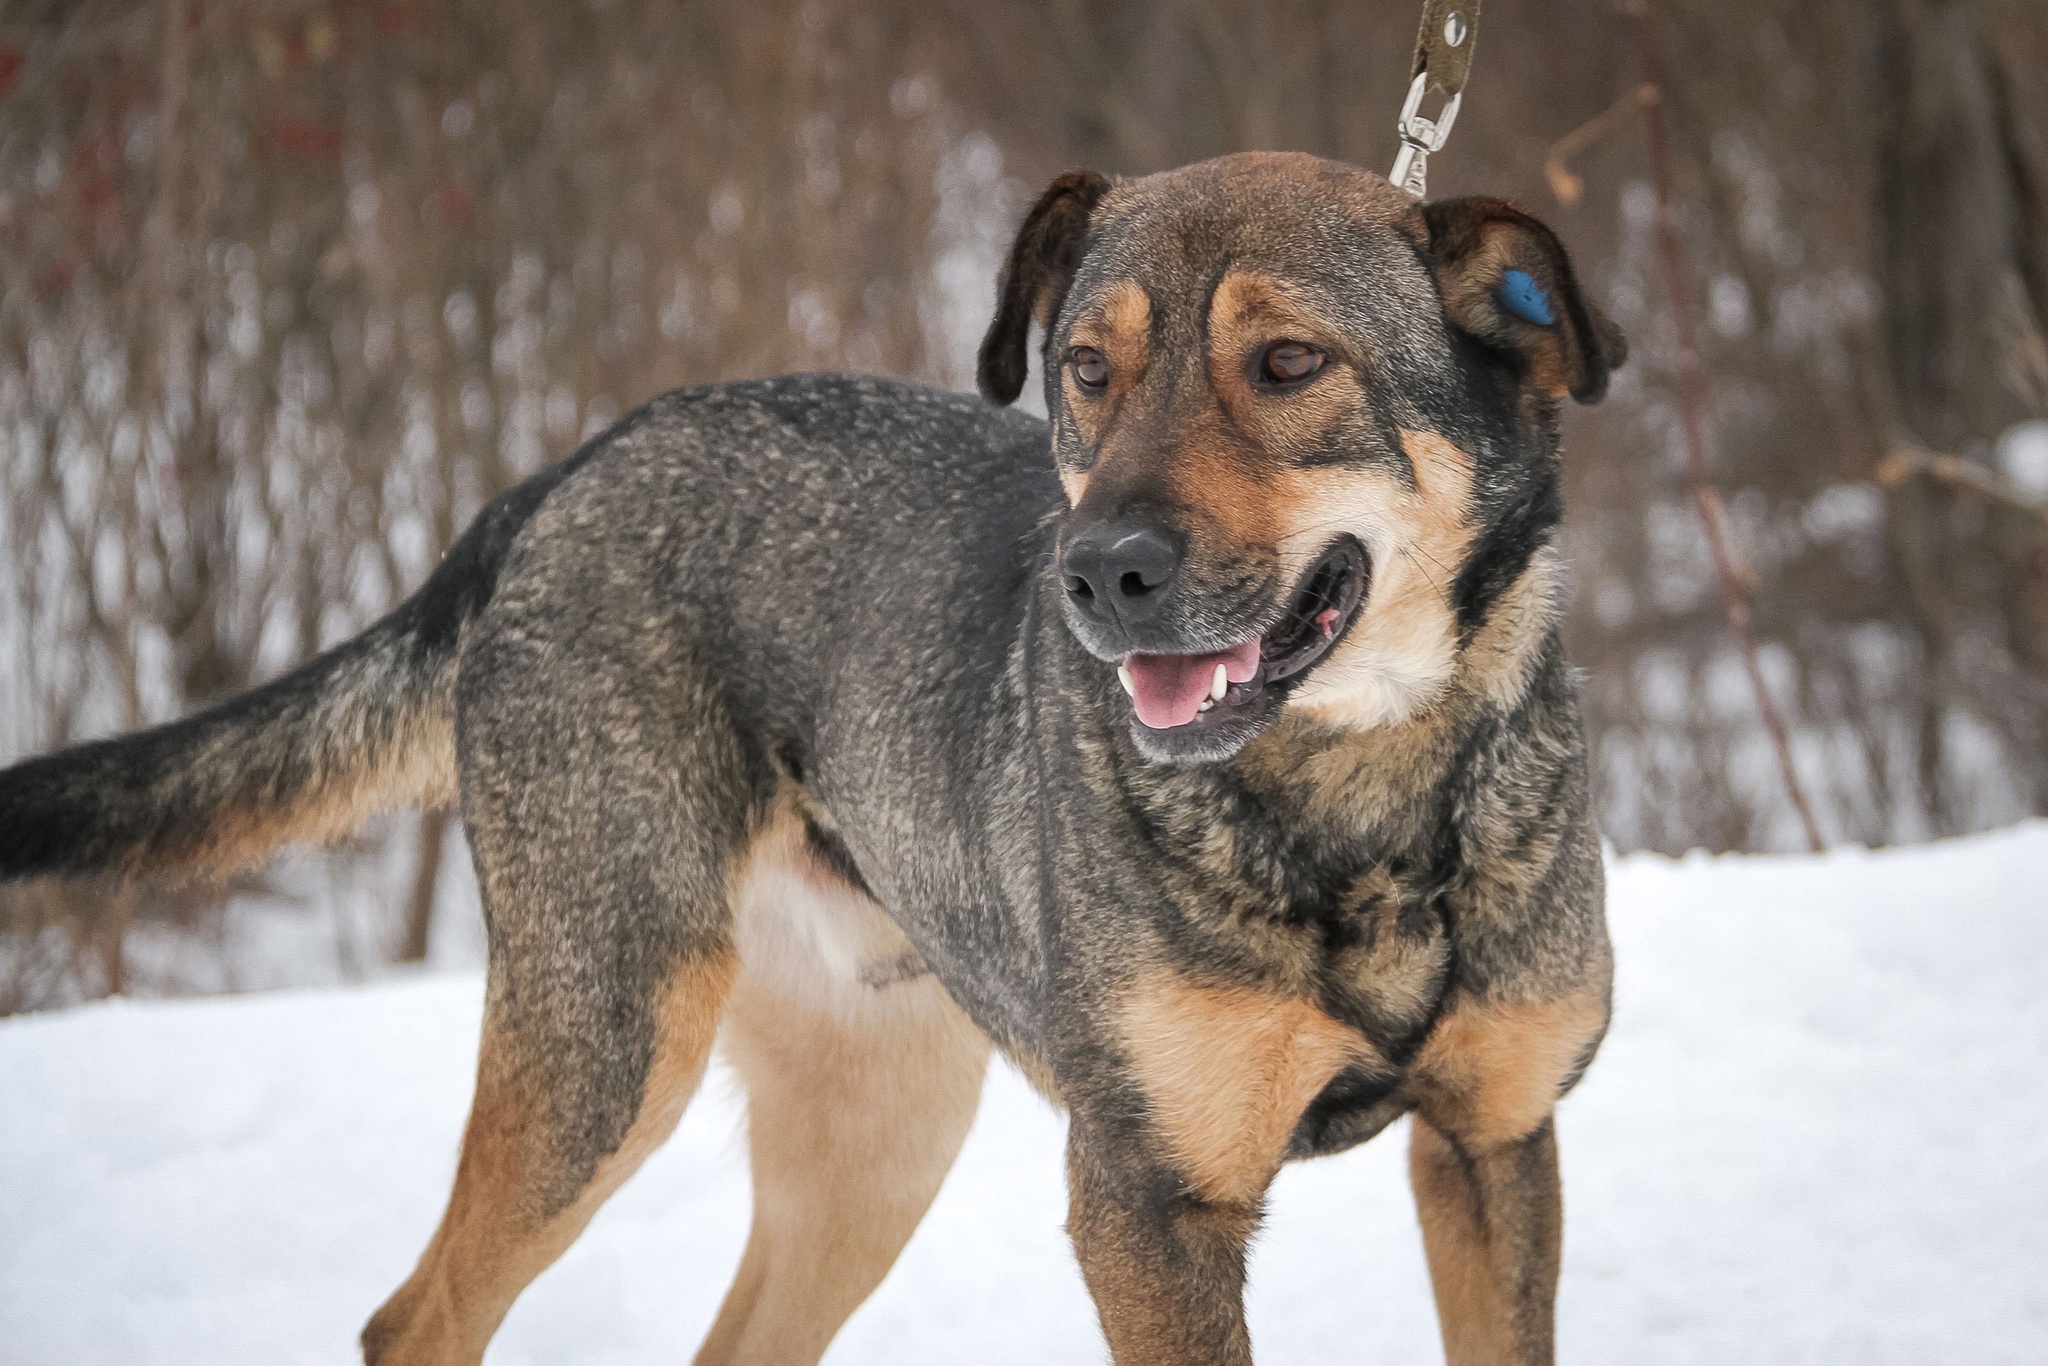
1, 151, 1625, 1365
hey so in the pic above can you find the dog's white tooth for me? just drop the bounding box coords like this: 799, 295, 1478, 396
1118, 663, 1136, 697
1199, 699, 1213, 712
1211, 663, 1229, 702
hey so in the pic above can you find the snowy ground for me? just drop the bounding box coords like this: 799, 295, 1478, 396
4, 824, 2046, 1365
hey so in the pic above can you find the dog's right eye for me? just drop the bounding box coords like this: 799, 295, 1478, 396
1069, 347, 1109, 392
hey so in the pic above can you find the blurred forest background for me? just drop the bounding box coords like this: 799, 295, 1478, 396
2, 0, 2045, 1011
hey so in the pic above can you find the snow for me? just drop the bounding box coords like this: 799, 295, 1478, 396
4, 824, 2047, 1364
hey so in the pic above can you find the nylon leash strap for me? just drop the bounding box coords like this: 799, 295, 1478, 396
1390, 0, 1480, 199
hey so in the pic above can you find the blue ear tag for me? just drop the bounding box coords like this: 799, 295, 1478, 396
1495, 268, 1555, 326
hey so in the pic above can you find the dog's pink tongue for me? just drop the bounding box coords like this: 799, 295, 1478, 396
1123, 640, 1261, 729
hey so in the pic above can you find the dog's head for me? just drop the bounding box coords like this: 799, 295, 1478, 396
980, 152, 1625, 764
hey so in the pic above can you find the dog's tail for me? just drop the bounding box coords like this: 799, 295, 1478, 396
0, 474, 555, 887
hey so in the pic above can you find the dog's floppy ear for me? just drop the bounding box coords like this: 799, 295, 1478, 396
1423, 196, 1627, 405
977, 170, 1113, 406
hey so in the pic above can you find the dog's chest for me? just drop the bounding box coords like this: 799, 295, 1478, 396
1266, 856, 1459, 1159
1173, 829, 1456, 1047
1132, 848, 1458, 1165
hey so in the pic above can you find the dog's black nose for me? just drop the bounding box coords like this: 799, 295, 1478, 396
1061, 521, 1184, 625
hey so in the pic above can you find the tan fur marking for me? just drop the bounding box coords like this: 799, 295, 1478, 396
1410, 1118, 1525, 1366
1064, 279, 1152, 455
700, 804, 989, 1365
1118, 972, 1365, 1205
1279, 429, 1476, 731
1165, 423, 1281, 548
1235, 707, 1460, 850
1461, 547, 1565, 709
1206, 268, 1365, 453
1440, 225, 1573, 399
723, 795, 918, 1011
177, 701, 456, 882
365, 947, 736, 1366
1412, 990, 1605, 1149
1097, 278, 1152, 355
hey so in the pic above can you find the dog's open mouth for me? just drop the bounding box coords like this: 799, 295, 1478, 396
1117, 539, 1369, 732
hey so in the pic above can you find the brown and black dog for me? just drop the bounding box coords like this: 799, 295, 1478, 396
0, 152, 1625, 1364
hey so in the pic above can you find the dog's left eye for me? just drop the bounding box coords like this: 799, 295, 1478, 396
1259, 341, 1326, 386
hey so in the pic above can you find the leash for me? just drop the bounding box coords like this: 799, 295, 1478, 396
1390, 1, 1480, 199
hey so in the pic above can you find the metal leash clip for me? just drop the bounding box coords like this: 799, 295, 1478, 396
1390, 1, 1479, 200
1390, 72, 1462, 200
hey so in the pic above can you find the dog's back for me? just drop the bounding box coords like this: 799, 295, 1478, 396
0, 374, 1051, 897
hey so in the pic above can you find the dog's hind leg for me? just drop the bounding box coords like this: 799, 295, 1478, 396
694, 811, 990, 1366
362, 626, 754, 1366
362, 947, 736, 1366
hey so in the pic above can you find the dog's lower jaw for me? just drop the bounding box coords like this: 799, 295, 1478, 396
1131, 663, 1455, 764
1129, 705, 1276, 765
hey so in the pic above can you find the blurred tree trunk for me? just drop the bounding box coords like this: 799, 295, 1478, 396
396, 809, 449, 965
1875, 0, 2048, 822
1878, 2, 2048, 446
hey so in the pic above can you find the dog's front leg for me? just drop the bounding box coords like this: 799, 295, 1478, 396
1405, 986, 1607, 1365
1408, 1115, 1562, 1366
1060, 971, 1366, 1361
1065, 1117, 1260, 1366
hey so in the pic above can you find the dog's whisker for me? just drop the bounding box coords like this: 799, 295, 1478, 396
1399, 545, 1454, 593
